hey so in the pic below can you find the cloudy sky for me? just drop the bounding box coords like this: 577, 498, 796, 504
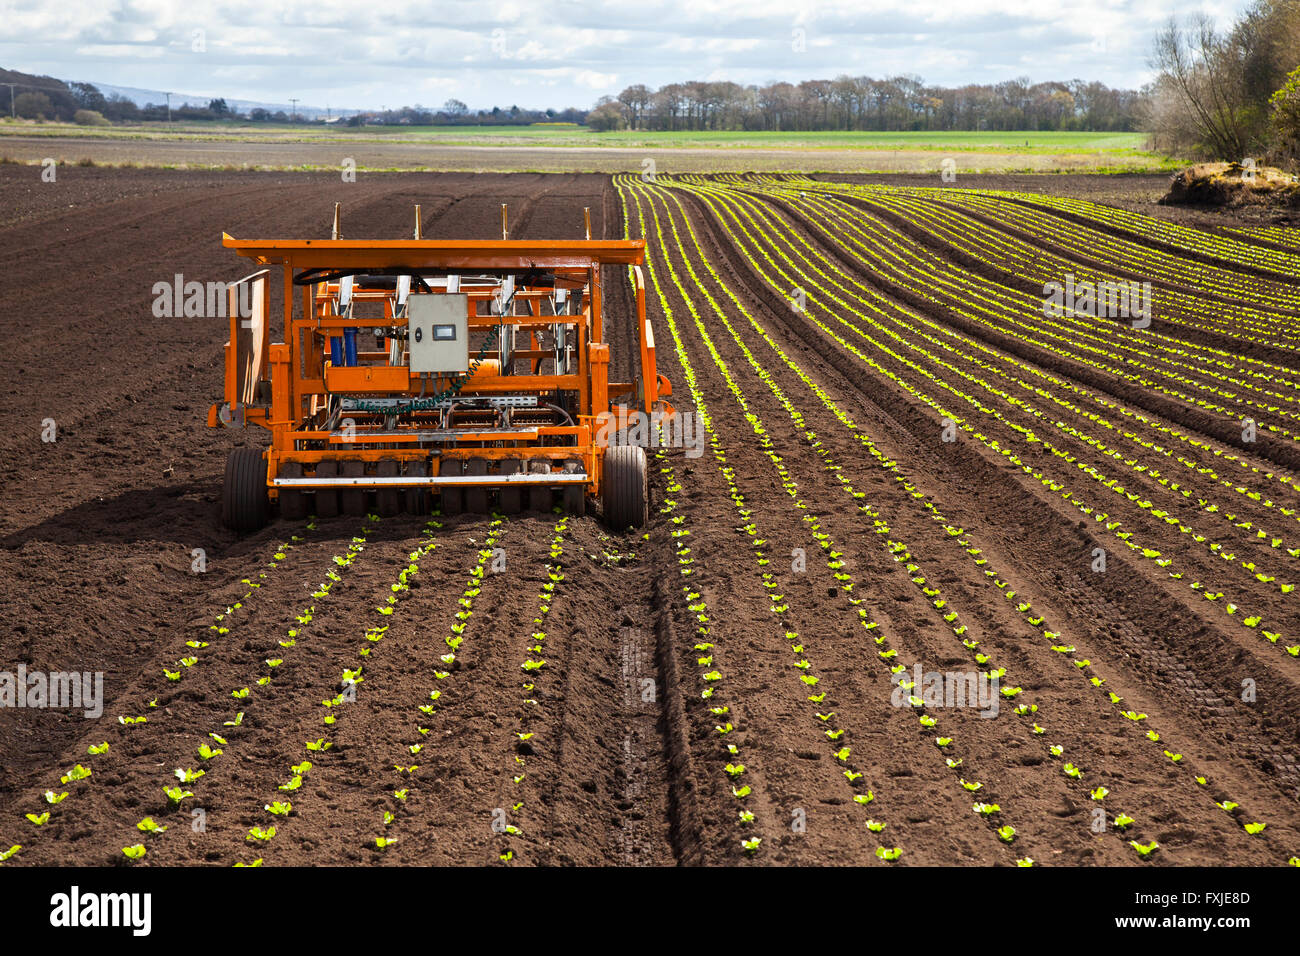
2, 0, 1249, 111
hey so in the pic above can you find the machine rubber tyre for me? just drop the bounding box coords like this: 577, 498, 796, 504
222, 447, 270, 533
315, 460, 340, 518
498, 459, 522, 514
278, 462, 308, 520
465, 458, 489, 514
440, 458, 463, 516
341, 461, 367, 516
602, 445, 647, 529
404, 460, 430, 515
376, 459, 400, 517
562, 459, 586, 517
527, 460, 553, 513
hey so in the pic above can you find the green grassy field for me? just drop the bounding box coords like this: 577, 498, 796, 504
0, 119, 1153, 153
0, 118, 1177, 173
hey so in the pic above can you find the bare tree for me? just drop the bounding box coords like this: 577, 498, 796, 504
597, 74, 1144, 134
617, 84, 651, 130
1149, 14, 1251, 158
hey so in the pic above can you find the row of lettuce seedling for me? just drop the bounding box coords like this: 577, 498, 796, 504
633, 175, 1057, 861
783, 188, 1300, 629
493, 516, 569, 863
370, 515, 506, 856
5, 522, 319, 865
691, 178, 1300, 664
122, 517, 377, 862
640, 177, 1112, 862
232, 518, 445, 864
669, 177, 1291, 863
794, 176, 1300, 359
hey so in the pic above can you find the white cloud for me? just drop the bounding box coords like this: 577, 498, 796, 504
574, 69, 618, 90
0, 0, 1255, 110
73, 44, 166, 59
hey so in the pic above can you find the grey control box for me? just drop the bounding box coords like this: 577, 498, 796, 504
407, 294, 468, 373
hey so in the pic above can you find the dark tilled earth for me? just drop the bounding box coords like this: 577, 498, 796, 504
1, 167, 1296, 867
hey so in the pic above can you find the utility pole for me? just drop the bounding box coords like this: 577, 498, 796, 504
164, 92, 172, 124
289, 98, 299, 122
3, 83, 15, 118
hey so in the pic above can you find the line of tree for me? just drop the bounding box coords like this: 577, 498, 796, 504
587, 76, 1144, 132
0, 69, 591, 127
344, 100, 587, 127
1146, 0, 1300, 163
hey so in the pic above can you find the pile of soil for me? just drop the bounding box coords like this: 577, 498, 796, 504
1160, 161, 1300, 208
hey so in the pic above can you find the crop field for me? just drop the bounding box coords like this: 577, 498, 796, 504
0, 123, 1174, 174
1, 166, 1299, 867
0, 122, 1152, 151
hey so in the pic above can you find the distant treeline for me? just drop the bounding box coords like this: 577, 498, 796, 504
0, 65, 1144, 135
350, 101, 587, 127
587, 77, 1144, 132
0, 70, 587, 126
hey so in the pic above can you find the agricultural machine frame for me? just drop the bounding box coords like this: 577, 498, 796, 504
209, 207, 672, 530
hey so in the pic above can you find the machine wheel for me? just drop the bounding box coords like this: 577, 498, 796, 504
340, 461, 367, 516
440, 458, 463, 516
602, 445, 648, 529
465, 458, 489, 514
527, 460, 553, 513
498, 459, 522, 514
222, 447, 270, 533
278, 462, 308, 520
315, 460, 340, 518
562, 459, 586, 517
404, 460, 430, 515
376, 459, 400, 517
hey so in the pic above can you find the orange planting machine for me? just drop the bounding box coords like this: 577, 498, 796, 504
209, 205, 671, 531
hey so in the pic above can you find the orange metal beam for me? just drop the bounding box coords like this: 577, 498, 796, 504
222, 235, 646, 269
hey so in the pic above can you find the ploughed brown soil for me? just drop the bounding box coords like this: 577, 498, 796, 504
0, 167, 1297, 867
